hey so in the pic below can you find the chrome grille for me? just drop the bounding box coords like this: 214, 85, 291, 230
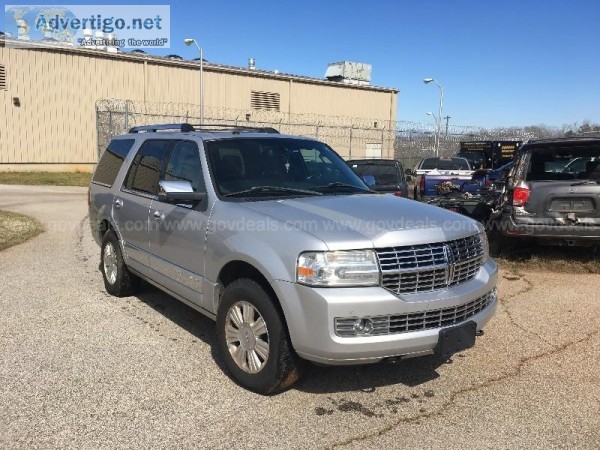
377, 234, 484, 294
335, 290, 495, 337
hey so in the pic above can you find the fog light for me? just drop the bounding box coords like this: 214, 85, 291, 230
352, 318, 374, 335
489, 287, 498, 303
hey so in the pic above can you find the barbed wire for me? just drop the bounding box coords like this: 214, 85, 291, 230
95, 98, 536, 164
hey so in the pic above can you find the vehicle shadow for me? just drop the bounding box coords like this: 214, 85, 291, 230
489, 233, 600, 273
131, 281, 447, 394
296, 356, 445, 394
131, 282, 228, 374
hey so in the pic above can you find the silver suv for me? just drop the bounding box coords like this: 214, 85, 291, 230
89, 124, 498, 394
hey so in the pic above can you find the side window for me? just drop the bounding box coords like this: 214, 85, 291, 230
124, 140, 172, 195
164, 141, 205, 192
513, 153, 529, 181
92, 139, 135, 186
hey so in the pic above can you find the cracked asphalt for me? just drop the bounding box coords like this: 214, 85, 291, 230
1, 185, 599, 449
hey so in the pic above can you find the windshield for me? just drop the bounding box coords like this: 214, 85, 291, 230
348, 162, 401, 186
206, 138, 370, 197
525, 145, 600, 181
457, 151, 484, 161
420, 157, 471, 171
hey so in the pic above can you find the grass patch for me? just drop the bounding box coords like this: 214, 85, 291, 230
0, 210, 44, 251
0, 172, 91, 187
494, 242, 600, 274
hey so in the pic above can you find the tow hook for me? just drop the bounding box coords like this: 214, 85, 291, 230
476, 330, 484, 337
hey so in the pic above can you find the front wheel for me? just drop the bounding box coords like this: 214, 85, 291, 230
216, 279, 305, 395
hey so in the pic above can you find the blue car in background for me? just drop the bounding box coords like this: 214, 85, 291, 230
482, 161, 514, 188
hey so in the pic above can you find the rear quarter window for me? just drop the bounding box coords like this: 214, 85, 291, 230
92, 139, 135, 187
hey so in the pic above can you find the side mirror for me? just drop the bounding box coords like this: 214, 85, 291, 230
158, 180, 205, 204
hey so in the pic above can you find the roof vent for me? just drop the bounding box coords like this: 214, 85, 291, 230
325, 61, 372, 85
248, 57, 256, 70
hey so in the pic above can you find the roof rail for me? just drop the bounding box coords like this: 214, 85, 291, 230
129, 123, 194, 133
128, 123, 280, 134
188, 124, 280, 134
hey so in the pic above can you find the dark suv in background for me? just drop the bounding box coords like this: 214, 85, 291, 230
500, 137, 600, 246
346, 159, 409, 197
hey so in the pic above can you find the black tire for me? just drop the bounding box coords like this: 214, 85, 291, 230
100, 230, 140, 297
216, 278, 305, 395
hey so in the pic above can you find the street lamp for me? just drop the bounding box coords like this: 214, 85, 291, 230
423, 78, 444, 157
426, 112, 438, 153
185, 38, 204, 124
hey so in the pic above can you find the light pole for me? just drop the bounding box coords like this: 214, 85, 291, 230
426, 112, 438, 152
184, 38, 204, 124
423, 78, 444, 157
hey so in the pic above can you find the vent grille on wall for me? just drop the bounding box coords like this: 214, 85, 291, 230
0, 65, 6, 90
251, 91, 280, 111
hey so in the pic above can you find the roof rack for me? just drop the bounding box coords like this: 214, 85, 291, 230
189, 124, 280, 134
128, 123, 279, 134
129, 124, 195, 133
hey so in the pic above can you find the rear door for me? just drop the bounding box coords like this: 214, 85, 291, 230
114, 139, 173, 272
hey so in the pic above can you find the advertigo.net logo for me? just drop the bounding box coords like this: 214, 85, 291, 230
4, 4, 171, 48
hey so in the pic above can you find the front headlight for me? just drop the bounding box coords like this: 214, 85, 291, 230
478, 230, 489, 262
297, 250, 380, 287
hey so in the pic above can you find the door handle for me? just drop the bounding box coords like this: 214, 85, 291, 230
153, 210, 165, 221
114, 198, 123, 209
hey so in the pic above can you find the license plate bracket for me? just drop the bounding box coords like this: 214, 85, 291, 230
434, 320, 477, 358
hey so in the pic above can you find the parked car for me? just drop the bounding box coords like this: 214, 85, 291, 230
89, 124, 498, 394
479, 161, 514, 189
346, 158, 409, 197
411, 157, 475, 201
500, 137, 600, 246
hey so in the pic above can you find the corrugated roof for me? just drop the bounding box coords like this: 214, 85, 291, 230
0, 36, 399, 93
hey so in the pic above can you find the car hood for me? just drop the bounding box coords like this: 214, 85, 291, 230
241, 194, 481, 250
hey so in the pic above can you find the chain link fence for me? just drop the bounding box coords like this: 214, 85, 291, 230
96, 98, 537, 168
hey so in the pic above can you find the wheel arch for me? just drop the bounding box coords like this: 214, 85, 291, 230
215, 260, 288, 329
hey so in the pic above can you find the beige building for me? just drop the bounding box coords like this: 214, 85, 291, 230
0, 38, 398, 172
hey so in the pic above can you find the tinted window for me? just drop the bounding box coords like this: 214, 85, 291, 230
164, 141, 205, 192
421, 158, 471, 170
92, 139, 135, 186
525, 145, 600, 181
124, 140, 172, 195
349, 162, 401, 185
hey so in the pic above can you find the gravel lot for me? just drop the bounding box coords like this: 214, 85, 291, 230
0, 184, 598, 449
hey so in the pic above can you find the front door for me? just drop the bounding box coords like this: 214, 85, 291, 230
148, 140, 210, 309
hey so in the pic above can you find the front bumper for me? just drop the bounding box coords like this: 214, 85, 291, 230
273, 259, 498, 365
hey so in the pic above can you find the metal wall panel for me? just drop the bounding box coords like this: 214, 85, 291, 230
0, 44, 397, 168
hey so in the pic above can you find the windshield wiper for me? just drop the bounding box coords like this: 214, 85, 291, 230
313, 182, 375, 193
570, 180, 600, 186
223, 186, 323, 197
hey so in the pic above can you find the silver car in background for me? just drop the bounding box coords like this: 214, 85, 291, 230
89, 124, 498, 394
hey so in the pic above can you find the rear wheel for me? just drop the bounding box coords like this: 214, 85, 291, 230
216, 278, 305, 395
100, 230, 140, 297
